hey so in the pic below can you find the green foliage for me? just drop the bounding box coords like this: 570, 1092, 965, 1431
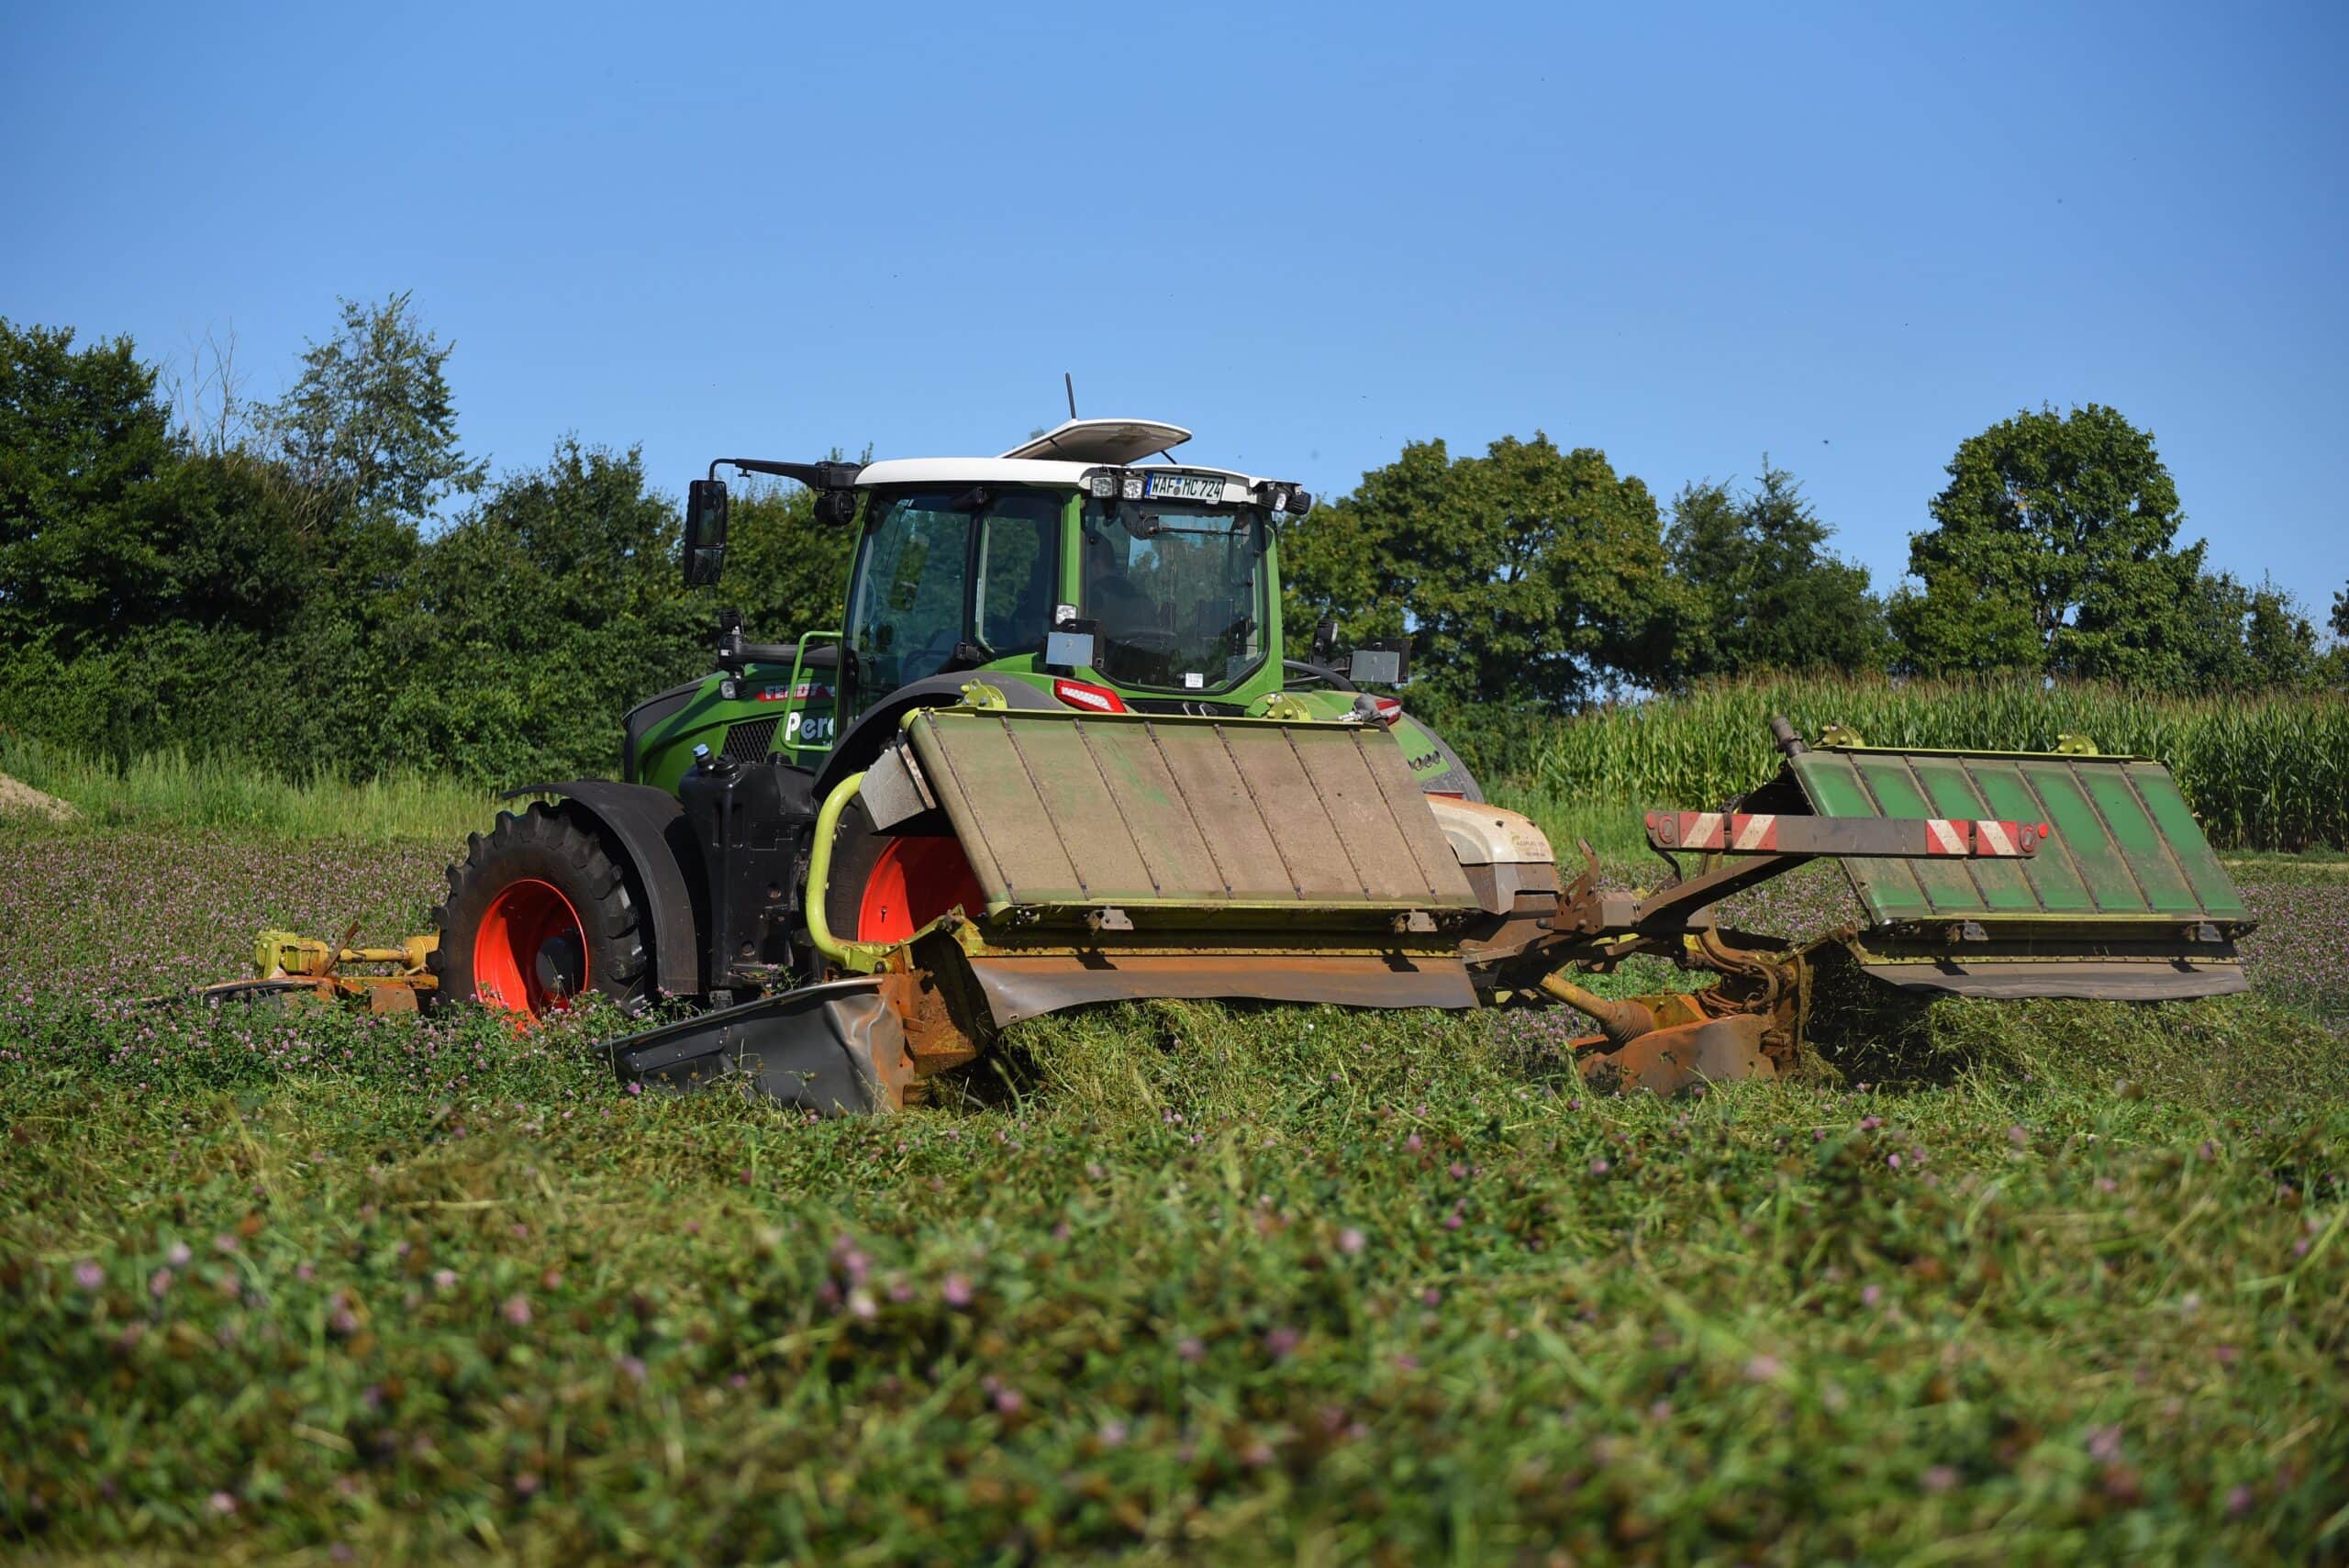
1282, 434, 1687, 709
1666, 462, 1888, 678
2178, 573, 2328, 691
1888, 405, 2215, 682
5, 306, 2337, 798
1519, 673, 2349, 851
362, 439, 708, 782
0, 304, 867, 786
0, 320, 303, 655
717, 476, 859, 649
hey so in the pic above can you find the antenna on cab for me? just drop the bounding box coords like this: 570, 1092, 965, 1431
1063, 372, 1077, 420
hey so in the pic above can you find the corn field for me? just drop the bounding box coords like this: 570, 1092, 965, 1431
1525, 676, 2349, 852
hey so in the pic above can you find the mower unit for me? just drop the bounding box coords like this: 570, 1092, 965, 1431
198, 929, 439, 1013
208, 418, 2254, 1105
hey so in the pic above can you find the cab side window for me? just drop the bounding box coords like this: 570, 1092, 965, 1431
975, 495, 1062, 655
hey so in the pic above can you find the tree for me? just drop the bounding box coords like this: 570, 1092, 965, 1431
0, 320, 178, 649
262, 292, 485, 534
1282, 433, 1684, 710
2243, 581, 2321, 685
2332, 583, 2347, 642
0, 319, 304, 652
370, 439, 703, 781
1666, 462, 1887, 678
2178, 573, 2325, 690
1888, 405, 2208, 682
239, 294, 482, 769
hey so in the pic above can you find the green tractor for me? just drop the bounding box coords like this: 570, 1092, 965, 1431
416, 418, 2253, 1110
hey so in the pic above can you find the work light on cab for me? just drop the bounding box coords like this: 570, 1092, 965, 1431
1252, 480, 1312, 517
1052, 678, 1127, 714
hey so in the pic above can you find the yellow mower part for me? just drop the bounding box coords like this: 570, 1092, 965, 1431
228, 928, 440, 1014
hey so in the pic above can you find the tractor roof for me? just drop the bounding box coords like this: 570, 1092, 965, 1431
855, 418, 1272, 494
1002, 418, 1190, 463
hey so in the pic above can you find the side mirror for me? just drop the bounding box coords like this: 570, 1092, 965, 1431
685, 479, 729, 586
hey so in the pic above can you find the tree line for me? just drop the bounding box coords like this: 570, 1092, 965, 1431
3, 297, 2341, 788
1282, 414, 2345, 712
0, 298, 848, 784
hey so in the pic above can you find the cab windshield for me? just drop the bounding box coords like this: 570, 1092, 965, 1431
1081, 499, 1268, 693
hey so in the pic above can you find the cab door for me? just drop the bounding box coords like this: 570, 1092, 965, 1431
843, 493, 974, 720
842, 489, 1065, 720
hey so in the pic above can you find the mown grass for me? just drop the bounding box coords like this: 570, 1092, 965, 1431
6, 999, 2346, 1563
5, 828, 2348, 1561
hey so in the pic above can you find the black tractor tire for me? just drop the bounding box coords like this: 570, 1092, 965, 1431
428, 802, 651, 1018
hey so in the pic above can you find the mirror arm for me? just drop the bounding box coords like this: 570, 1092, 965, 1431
707, 457, 864, 490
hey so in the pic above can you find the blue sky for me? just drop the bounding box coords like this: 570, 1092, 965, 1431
5, 0, 2343, 608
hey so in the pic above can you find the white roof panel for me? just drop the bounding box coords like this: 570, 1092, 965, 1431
853, 456, 1095, 488
1000, 417, 1191, 463
855, 456, 1271, 495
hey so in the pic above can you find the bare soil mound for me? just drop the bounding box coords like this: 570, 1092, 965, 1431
0, 773, 79, 822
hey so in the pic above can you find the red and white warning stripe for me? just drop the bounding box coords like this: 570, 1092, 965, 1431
1656, 812, 1781, 851
1645, 810, 2053, 858
1922, 818, 1972, 856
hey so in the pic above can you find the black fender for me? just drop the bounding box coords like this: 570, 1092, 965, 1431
812, 673, 1058, 798
503, 779, 706, 999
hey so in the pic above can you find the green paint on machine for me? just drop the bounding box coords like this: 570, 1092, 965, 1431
1788, 745, 2248, 928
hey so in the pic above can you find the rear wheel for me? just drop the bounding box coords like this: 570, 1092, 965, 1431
429, 803, 650, 1019
822, 797, 987, 948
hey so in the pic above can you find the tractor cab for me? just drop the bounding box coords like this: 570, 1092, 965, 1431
622, 421, 1453, 797
836, 433, 1290, 720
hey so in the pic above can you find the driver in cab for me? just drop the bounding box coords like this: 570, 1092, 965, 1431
1083, 523, 1156, 646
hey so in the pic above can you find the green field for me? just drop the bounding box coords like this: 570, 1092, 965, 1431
3, 810, 2346, 1564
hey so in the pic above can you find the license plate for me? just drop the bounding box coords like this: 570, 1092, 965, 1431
1143, 472, 1226, 503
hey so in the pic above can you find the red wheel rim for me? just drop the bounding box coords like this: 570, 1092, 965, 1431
473, 878, 589, 1018
857, 836, 986, 945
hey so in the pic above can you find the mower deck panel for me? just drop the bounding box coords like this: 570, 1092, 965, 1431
905, 708, 1479, 920
1788, 747, 2250, 929
607, 978, 910, 1115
